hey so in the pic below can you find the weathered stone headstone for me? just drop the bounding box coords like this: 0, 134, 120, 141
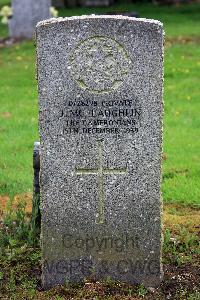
9, 0, 51, 39
36, 15, 164, 289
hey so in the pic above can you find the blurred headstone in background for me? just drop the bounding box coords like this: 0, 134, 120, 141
80, 0, 115, 7
152, 0, 189, 5
52, 0, 65, 8
9, 0, 51, 39
66, 0, 79, 7
106, 11, 140, 18
52, 0, 79, 8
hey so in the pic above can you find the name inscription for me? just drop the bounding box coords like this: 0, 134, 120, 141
56, 98, 142, 135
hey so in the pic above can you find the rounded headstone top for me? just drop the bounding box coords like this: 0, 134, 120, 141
36, 15, 163, 29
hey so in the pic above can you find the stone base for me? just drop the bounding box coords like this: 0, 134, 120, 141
31, 142, 41, 230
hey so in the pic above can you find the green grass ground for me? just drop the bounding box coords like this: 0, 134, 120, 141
0, 3, 200, 206
163, 41, 200, 205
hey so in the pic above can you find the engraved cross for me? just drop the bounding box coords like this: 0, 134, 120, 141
75, 141, 127, 224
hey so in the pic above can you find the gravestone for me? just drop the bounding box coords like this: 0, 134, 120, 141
80, 0, 114, 7
52, 0, 65, 8
106, 11, 140, 18
36, 15, 164, 289
66, 0, 79, 7
9, 0, 51, 39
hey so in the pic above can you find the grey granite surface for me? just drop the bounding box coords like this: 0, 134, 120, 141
9, 0, 51, 39
36, 15, 164, 289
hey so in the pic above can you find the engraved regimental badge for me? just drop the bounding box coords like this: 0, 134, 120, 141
70, 36, 132, 94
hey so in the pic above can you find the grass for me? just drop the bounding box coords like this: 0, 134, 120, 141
0, 41, 38, 199
163, 42, 200, 205
0, 0, 10, 6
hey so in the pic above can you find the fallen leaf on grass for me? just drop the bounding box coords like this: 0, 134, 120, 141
0, 192, 32, 217
0, 195, 10, 212
1, 112, 12, 119
164, 204, 200, 234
